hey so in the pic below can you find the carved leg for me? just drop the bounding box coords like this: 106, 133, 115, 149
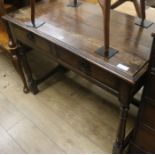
113, 105, 129, 153
10, 48, 29, 93
113, 83, 132, 153
19, 47, 39, 94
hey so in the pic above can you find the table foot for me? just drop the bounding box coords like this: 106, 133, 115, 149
28, 80, 39, 95
96, 47, 118, 58
23, 87, 29, 94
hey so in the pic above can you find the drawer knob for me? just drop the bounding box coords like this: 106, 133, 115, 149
77, 59, 91, 75
27, 32, 35, 41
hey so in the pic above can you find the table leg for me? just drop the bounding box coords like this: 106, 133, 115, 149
10, 48, 29, 93
113, 83, 132, 153
20, 47, 39, 94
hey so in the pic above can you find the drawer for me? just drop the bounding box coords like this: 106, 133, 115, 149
141, 102, 155, 129
58, 47, 120, 91
12, 24, 56, 57
134, 124, 155, 153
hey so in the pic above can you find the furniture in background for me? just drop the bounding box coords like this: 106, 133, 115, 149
3, 0, 155, 153
0, 0, 29, 93
129, 33, 155, 153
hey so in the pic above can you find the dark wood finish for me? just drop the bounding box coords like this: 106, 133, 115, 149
129, 35, 155, 153
3, 0, 155, 153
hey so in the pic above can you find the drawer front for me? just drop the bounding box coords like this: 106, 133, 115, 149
58, 47, 120, 91
134, 124, 155, 153
141, 102, 155, 129
12, 24, 56, 57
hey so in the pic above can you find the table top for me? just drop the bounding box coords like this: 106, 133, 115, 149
3, 0, 155, 84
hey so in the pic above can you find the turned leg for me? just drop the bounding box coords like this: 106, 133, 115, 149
113, 83, 132, 153
113, 105, 130, 153
10, 48, 29, 93
19, 47, 39, 94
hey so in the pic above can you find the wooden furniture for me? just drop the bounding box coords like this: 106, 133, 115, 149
2, 0, 155, 153
129, 33, 155, 153
0, 0, 29, 93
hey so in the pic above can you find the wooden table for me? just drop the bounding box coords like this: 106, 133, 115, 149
3, 0, 155, 153
129, 34, 155, 153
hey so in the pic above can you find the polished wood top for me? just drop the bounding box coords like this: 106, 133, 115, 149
3, 0, 155, 84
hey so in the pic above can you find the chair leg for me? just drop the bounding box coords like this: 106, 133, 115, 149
10, 48, 29, 93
